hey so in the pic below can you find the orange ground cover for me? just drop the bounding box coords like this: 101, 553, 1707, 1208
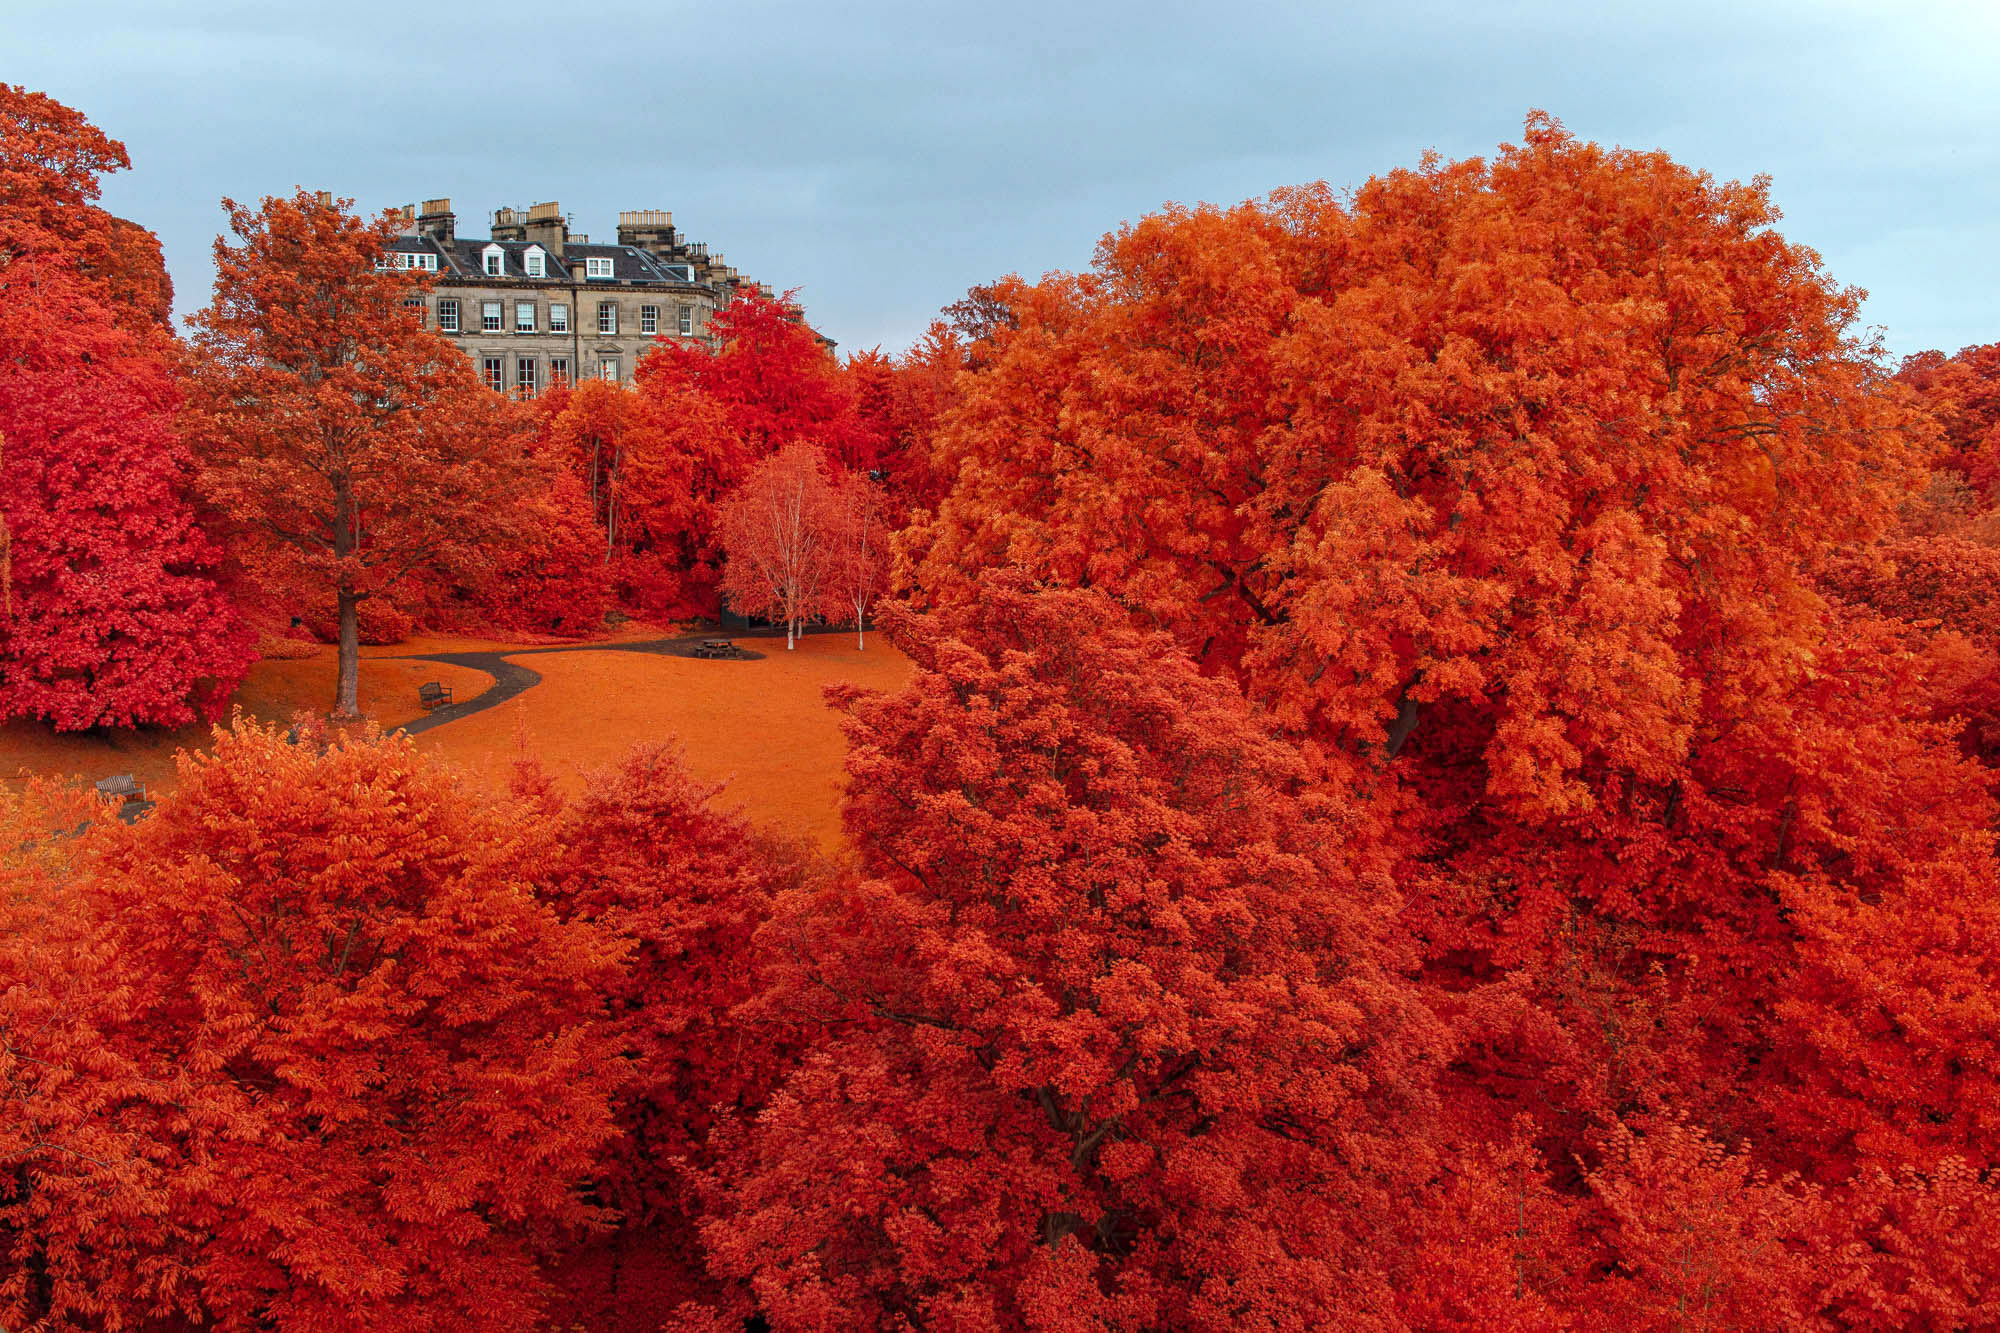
0, 649, 489, 801
0, 632, 913, 850
403, 633, 913, 850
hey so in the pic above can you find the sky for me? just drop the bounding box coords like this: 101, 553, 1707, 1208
9, 0, 1998, 360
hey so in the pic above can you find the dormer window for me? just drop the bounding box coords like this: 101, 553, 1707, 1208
524, 247, 546, 278
483, 244, 505, 277
585, 256, 615, 279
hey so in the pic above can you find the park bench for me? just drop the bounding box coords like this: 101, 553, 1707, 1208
94, 774, 145, 805
694, 638, 737, 659
417, 681, 453, 710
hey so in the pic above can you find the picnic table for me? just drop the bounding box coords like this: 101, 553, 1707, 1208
417, 681, 453, 710
693, 638, 738, 659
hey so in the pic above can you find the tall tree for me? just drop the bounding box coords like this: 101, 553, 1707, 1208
189, 190, 538, 718
709, 581, 1441, 1329
0, 83, 126, 270
0, 88, 250, 729
901, 113, 2000, 1302
717, 442, 839, 649
108, 725, 620, 1331
540, 368, 747, 618
0, 276, 252, 729
539, 377, 662, 559
0, 84, 171, 335
828, 467, 890, 648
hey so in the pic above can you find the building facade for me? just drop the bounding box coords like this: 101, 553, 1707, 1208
382, 199, 773, 392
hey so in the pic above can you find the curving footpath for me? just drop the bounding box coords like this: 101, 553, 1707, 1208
387, 632, 771, 737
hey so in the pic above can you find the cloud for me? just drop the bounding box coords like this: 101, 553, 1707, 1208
12, 0, 1996, 357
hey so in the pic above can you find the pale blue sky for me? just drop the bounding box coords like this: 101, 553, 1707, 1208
10, 0, 1998, 359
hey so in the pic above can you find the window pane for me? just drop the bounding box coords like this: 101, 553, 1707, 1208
516, 301, 535, 332
482, 301, 502, 332
550, 303, 568, 332
482, 357, 504, 392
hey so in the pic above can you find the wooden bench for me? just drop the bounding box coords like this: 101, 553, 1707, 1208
417, 681, 453, 710
94, 774, 145, 804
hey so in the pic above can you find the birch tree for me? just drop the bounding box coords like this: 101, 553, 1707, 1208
717, 442, 837, 650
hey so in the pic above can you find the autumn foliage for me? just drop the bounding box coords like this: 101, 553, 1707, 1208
707, 583, 1442, 1328
891, 114, 2000, 1325
13, 87, 2000, 1331
0, 86, 250, 729
188, 191, 543, 717
529, 747, 810, 1330
2, 727, 625, 1331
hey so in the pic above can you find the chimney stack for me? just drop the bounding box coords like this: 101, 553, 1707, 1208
416, 197, 455, 247
524, 200, 567, 256
491, 206, 526, 243
617, 209, 677, 257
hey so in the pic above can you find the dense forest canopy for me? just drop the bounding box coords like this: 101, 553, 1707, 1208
5, 88, 2000, 1330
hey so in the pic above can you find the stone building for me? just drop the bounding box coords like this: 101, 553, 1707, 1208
381, 198, 774, 393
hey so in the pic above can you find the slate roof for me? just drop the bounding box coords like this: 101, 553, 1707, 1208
438, 238, 561, 281
560, 242, 701, 285
412, 235, 704, 287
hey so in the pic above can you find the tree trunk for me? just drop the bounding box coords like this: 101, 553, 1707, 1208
855, 600, 866, 650
334, 585, 362, 720
787, 616, 797, 650
605, 452, 618, 562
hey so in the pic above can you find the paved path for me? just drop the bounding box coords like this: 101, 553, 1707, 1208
387, 632, 771, 737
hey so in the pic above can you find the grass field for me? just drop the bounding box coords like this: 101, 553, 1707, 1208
0, 630, 913, 849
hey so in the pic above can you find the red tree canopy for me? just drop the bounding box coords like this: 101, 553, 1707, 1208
898, 114, 2000, 1276
1898, 341, 2000, 498
189, 191, 540, 716
709, 581, 1443, 1329
717, 442, 841, 648
529, 746, 812, 1331
910, 115, 1922, 811
0, 86, 247, 728
0, 726, 626, 1332
0, 262, 250, 729
642, 290, 884, 470
0, 84, 171, 335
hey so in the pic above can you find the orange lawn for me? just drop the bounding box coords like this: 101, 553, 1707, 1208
0, 632, 913, 849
